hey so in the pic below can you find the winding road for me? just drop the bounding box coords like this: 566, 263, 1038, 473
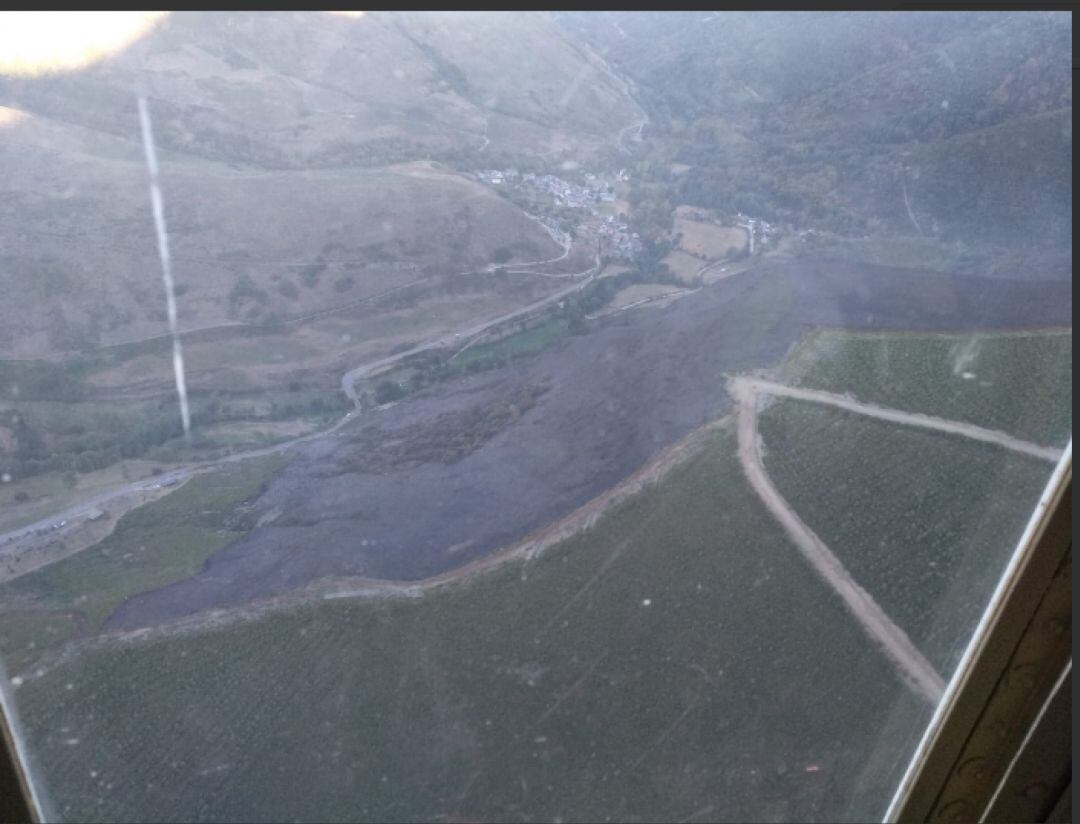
341, 250, 600, 403
0, 248, 600, 555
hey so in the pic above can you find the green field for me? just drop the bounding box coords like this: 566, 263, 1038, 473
0, 455, 286, 673
364, 316, 572, 405
7, 326, 1067, 822
14, 428, 925, 823
450, 316, 570, 372
1, 382, 345, 485
758, 398, 1054, 674
780, 329, 1072, 446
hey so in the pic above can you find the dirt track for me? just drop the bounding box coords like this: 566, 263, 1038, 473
740, 378, 1064, 462
731, 378, 947, 704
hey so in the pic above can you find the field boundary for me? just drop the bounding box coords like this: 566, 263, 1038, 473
21, 417, 731, 674
730, 373, 1066, 705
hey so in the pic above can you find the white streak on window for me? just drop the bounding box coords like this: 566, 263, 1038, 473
137, 96, 190, 439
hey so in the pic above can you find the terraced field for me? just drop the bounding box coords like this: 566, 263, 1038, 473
758, 399, 1054, 675
780, 329, 1072, 446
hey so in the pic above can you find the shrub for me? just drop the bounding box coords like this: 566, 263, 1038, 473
374, 380, 406, 405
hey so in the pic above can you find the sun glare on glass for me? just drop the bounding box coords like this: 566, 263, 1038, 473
0, 12, 167, 76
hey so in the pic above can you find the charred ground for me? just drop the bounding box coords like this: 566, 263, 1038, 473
104, 256, 1071, 630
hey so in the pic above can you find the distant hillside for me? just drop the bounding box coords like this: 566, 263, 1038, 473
0, 11, 638, 167
559, 11, 1071, 253
0, 12, 640, 355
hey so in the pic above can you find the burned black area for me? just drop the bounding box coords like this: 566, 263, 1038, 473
106, 258, 1072, 630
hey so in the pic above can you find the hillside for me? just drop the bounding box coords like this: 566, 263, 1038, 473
1, 12, 638, 167
0, 119, 561, 354
558, 11, 1071, 253
0, 12, 640, 357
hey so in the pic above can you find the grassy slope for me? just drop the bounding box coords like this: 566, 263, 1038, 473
758, 399, 1053, 675
780, 329, 1072, 446
0, 455, 285, 673
9, 328, 1068, 820
15, 429, 923, 823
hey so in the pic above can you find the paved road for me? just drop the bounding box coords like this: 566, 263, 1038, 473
2, 265, 601, 549
0, 408, 364, 552
730, 377, 947, 705
341, 253, 599, 403
0, 213, 596, 556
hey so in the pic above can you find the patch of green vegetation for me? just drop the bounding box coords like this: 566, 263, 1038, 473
758, 398, 1054, 674
796, 233, 970, 273
781, 329, 1072, 446
373, 378, 407, 405
450, 316, 569, 372
0, 455, 286, 673
0, 360, 88, 402
0, 611, 81, 674
363, 316, 571, 407
14, 429, 923, 823
1, 365, 346, 483
228, 274, 270, 315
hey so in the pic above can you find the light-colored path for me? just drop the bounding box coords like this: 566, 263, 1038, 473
740, 377, 1063, 463
730, 377, 947, 705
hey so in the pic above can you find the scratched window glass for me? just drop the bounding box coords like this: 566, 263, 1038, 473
0, 11, 1071, 823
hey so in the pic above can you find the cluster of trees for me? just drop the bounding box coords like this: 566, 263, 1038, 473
374, 380, 407, 405
228, 274, 270, 315
333, 275, 356, 293
0, 407, 186, 479
0, 361, 86, 403
1, 387, 349, 483
300, 263, 326, 288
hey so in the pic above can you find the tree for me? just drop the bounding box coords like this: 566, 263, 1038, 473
374, 380, 406, 405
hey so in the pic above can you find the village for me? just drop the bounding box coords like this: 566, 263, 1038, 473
472, 168, 645, 263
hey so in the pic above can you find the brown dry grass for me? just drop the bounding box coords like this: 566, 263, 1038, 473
673, 213, 747, 260
0, 115, 562, 359
662, 250, 706, 284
